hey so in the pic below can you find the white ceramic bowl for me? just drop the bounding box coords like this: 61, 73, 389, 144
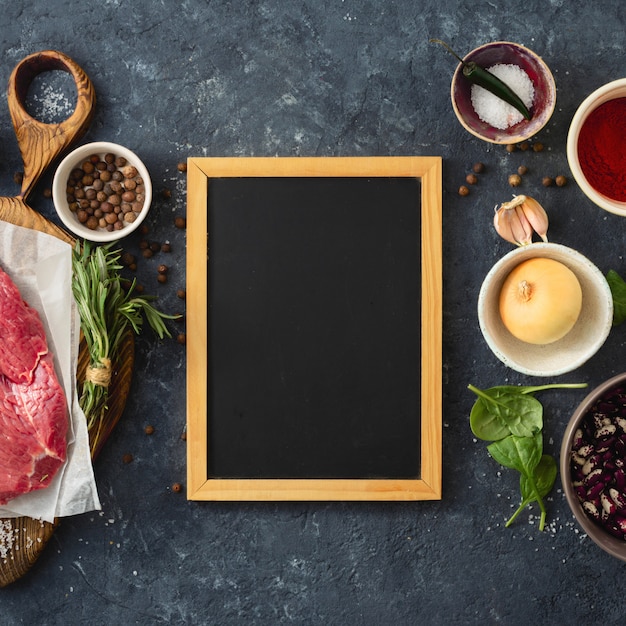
478, 243, 613, 376
52, 141, 152, 242
450, 41, 556, 144
567, 78, 626, 216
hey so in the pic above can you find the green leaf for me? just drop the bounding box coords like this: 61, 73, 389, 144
520, 454, 557, 502
487, 432, 542, 475
468, 385, 543, 440
607, 269, 626, 326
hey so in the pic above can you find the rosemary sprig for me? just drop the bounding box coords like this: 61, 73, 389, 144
72, 241, 178, 450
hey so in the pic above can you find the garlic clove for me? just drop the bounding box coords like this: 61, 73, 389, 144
494, 195, 549, 246
494, 202, 532, 246
518, 195, 549, 243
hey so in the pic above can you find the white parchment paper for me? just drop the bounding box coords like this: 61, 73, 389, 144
0, 221, 100, 522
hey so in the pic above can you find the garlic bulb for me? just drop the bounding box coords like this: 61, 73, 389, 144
494, 195, 549, 246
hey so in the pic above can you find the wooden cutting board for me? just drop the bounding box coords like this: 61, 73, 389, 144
0, 50, 135, 587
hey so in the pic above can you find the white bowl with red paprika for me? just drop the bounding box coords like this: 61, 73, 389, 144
52, 141, 152, 242
567, 78, 626, 216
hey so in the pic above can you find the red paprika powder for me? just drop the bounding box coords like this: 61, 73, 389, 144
578, 97, 626, 202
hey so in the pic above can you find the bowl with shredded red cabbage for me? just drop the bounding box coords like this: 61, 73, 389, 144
450, 41, 556, 144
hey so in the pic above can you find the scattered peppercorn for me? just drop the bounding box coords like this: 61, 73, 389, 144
43, 188, 52, 199
122, 453, 133, 464
555, 175, 567, 187
13, 171, 23, 185
149, 241, 161, 253
505, 144, 516, 153
161, 242, 172, 253
177, 333, 186, 345
176, 289, 186, 300
458, 185, 470, 197
508, 174, 522, 187
157, 264, 169, 274
180, 431, 187, 441
177, 162, 187, 172
465, 173, 478, 185
144, 425, 155, 435
174, 216, 187, 229
142, 248, 153, 259
519, 141, 530, 151
157, 274, 168, 284
121, 252, 136, 266
172, 482, 183, 493
542, 176, 554, 187
140, 224, 150, 235
472, 162, 485, 174
139, 239, 149, 250
517, 165, 528, 176
161, 188, 172, 200
532, 142, 544, 152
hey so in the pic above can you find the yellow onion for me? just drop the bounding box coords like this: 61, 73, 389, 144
494, 195, 549, 246
499, 257, 582, 345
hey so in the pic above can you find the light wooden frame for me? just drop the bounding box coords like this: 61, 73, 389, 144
186, 156, 442, 501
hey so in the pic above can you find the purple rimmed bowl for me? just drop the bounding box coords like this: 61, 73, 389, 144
450, 41, 556, 144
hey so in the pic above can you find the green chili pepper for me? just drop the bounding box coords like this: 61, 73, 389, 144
430, 39, 532, 121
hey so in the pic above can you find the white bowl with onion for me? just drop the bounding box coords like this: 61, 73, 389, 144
478, 243, 613, 376
52, 141, 152, 242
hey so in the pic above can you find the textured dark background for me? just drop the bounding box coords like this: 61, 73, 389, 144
2, 1, 626, 624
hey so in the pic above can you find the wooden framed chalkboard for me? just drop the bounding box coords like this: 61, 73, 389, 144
186, 157, 442, 500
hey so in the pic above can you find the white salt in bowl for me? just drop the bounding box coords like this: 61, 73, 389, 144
567, 78, 626, 217
477, 243, 613, 376
450, 41, 556, 144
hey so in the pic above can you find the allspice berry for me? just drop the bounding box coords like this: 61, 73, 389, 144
542, 176, 554, 187
532, 142, 544, 152
472, 162, 485, 174
517, 165, 528, 176
465, 173, 478, 185
458, 185, 470, 197
505, 144, 516, 153
177, 162, 187, 172
508, 174, 522, 187
172, 482, 183, 493
144, 425, 155, 435
555, 175, 567, 187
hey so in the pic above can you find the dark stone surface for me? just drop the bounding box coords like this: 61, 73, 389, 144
1, 1, 626, 624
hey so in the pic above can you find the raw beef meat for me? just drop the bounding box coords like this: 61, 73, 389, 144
0, 266, 68, 505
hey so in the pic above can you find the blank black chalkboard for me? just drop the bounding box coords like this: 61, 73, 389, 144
208, 176, 421, 479
187, 157, 442, 501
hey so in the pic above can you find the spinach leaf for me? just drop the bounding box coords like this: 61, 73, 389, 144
487, 431, 542, 475
468, 384, 543, 440
607, 269, 626, 326
520, 454, 557, 501
509, 454, 557, 531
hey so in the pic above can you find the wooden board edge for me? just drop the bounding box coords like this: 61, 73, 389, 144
187, 478, 441, 501
186, 159, 209, 496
